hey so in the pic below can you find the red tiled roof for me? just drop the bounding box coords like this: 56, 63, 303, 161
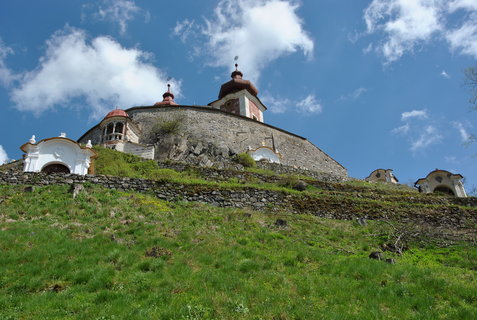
104, 109, 129, 119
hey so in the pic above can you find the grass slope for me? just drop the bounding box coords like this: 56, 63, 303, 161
0, 184, 476, 319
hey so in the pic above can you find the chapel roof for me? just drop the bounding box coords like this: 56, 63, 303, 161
415, 169, 464, 185
218, 64, 258, 99
104, 109, 129, 119
155, 84, 178, 106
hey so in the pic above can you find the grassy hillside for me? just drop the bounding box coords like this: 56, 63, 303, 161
0, 183, 476, 319
0, 148, 476, 319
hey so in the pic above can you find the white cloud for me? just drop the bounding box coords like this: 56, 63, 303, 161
296, 94, 322, 114
261, 92, 289, 114
440, 70, 450, 78
391, 109, 444, 152
173, 19, 196, 43
364, 0, 445, 62
444, 155, 459, 164
0, 145, 8, 164
448, 0, 477, 12
391, 123, 410, 134
0, 39, 16, 86
10, 27, 178, 118
363, 0, 477, 62
363, 43, 374, 54
453, 121, 472, 142
176, 0, 313, 83
262, 92, 322, 114
85, 0, 146, 35
401, 109, 428, 121
446, 14, 477, 58
340, 87, 368, 100
410, 125, 442, 151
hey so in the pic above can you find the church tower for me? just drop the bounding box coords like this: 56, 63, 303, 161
208, 64, 267, 122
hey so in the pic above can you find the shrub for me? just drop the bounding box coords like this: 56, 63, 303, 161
234, 153, 256, 168
150, 118, 182, 138
277, 175, 308, 191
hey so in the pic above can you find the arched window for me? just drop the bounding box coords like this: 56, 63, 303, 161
115, 122, 124, 134
106, 123, 114, 134
104, 121, 125, 142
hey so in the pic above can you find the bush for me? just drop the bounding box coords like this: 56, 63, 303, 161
278, 176, 308, 191
150, 119, 182, 138
234, 153, 256, 168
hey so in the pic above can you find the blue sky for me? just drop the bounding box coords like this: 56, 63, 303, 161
0, 0, 476, 191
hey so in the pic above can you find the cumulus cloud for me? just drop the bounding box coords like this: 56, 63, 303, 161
84, 0, 148, 35
364, 0, 477, 62
446, 14, 477, 58
364, 0, 445, 62
9, 27, 178, 118
410, 125, 442, 152
0, 39, 16, 86
440, 70, 450, 78
0, 145, 8, 164
401, 109, 428, 121
175, 0, 313, 83
262, 92, 322, 114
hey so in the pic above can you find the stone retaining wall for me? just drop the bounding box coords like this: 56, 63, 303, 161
1, 172, 476, 240
156, 161, 346, 183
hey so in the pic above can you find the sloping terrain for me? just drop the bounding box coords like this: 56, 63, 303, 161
0, 148, 476, 319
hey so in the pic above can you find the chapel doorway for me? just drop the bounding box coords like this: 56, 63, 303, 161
41, 163, 70, 174
433, 185, 455, 196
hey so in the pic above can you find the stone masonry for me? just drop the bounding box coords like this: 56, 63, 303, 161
78, 106, 347, 178
1, 171, 476, 241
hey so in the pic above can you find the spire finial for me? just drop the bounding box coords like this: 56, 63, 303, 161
234, 55, 239, 72
231, 58, 243, 79
155, 81, 178, 106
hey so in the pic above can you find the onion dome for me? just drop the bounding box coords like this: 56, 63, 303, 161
155, 84, 178, 106
104, 109, 129, 119
218, 64, 258, 99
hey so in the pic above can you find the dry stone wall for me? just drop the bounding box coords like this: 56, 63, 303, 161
1, 172, 476, 240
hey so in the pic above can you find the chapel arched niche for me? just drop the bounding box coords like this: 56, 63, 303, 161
433, 185, 455, 196
41, 162, 71, 174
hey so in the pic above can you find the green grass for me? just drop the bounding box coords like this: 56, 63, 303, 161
0, 184, 476, 319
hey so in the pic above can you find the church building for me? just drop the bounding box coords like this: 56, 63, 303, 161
74, 65, 348, 178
